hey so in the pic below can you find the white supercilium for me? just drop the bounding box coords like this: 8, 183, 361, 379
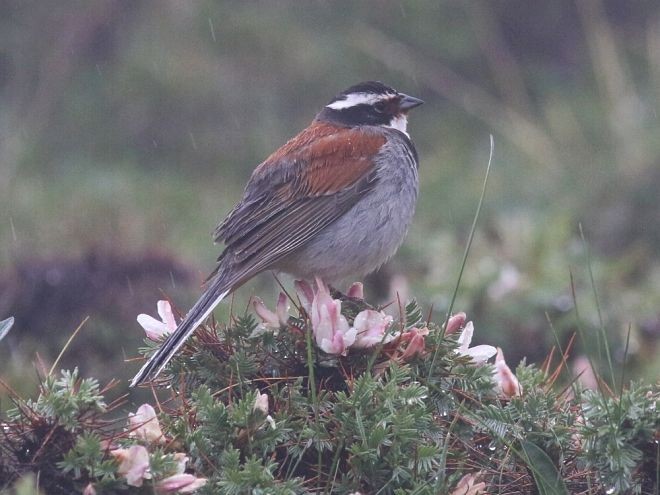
326, 92, 388, 110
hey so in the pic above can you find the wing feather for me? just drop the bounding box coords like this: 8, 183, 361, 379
210, 122, 384, 278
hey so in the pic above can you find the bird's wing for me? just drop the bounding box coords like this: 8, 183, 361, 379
131, 122, 385, 386
211, 122, 385, 280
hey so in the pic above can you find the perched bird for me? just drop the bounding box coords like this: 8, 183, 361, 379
130, 81, 423, 386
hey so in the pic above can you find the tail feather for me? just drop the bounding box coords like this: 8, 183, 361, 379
130, 278, 231, 387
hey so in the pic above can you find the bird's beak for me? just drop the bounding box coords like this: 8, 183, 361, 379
398, 93, 424, 111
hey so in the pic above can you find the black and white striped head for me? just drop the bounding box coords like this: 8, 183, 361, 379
317, 81, 423, 136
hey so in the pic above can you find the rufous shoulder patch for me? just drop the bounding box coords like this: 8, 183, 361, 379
255, 122, 385, 197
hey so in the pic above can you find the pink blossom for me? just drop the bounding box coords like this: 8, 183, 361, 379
450, 472, 487, 495
488, 263, 521, 300
388, 274, 410, 304
445, 312, 467, 335
253, 293, 290, 329
456, 322, 497, 364
294, 279, 315, 314
352, 310, 395, 348
83, 483, 96, 495
310, 277, 356, 355
572, 355, 598, 390
112, 445, 151, 487
253, 297, 279, 328
253, 392, 269, 415
137, 300, 177, 340
252, 391, 276, 428
129, 404, 164, 444
157, 473, 207, 493
400, 327, 430, 361
172, 453, 188, 474
347, 282, 364, 299
275, 293, 290, 326
494, 347, 522, 397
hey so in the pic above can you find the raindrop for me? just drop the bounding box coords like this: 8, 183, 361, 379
189, 131, 198, 150
605, 487, 615, 494
488, 441, 497, 451
9, 216, 17, 242
208, 18, 217, 42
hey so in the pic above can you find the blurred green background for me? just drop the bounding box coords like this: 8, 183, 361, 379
1, 0, 659, 399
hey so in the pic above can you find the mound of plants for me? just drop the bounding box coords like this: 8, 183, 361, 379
1, 280, 658, 494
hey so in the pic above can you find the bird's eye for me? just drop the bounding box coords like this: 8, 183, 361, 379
373, 101, 387, 113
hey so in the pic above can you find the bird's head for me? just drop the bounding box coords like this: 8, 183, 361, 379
317, 81, 423, 136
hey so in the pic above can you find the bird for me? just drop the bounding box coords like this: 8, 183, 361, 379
130, 81, 423, 386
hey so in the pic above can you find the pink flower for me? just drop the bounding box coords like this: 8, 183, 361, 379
172, 453, 188, 474
494, 347, 522, 397
253, 292, 290, 329
129, 404, 164, 444
83, 483, 96, 495
347, 282, 364, 299
253, 392, 269, 415
450, 472, 487, 495
572, 355, 598, 390
400, 327, 430, 361
157, 473, 207, 493
137, 300, 177, 340
252, 391, 276, 428
310, 277, 356, 355
294, 279, 315, 314
456, 322, 497, 364
112, 445, 151, 487
352, 310, 395, 348
445, 312, 467, 335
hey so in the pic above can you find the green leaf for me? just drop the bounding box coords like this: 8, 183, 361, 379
520, 441, 569, 495
0, 316, 14, 341
405, 300, 423, 329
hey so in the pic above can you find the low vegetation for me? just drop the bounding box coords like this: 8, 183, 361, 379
2, 283, 657, 494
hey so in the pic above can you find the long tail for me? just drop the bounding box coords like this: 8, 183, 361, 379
130, 276, 231, 387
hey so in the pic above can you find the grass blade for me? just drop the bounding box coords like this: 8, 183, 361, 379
430, 134, 494, 372
520, 440, 569, 495
0, 316, 15, 342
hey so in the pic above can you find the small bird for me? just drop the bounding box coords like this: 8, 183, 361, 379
131, 81, 423, 386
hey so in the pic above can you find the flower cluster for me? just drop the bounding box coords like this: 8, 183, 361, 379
137, 281, 522, 398
253, 277, 397, 356
452, 317, 522, 398
106, 404, 206, 492
450, 472, 487, 495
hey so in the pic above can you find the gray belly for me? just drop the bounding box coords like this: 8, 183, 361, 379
275, 133, 419, 284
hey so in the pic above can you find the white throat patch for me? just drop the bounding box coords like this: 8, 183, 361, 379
326, 92, 388, 110
386, 114, 409, 137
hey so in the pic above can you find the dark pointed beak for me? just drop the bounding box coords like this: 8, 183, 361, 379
398, 93, 424, 111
